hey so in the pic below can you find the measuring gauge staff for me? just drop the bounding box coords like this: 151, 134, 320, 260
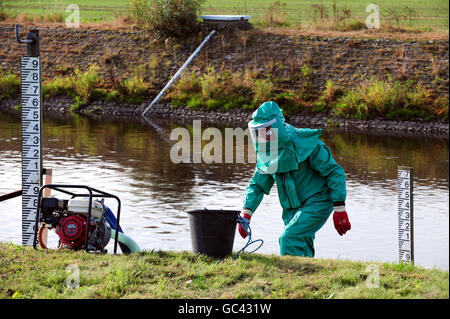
397, 166, 414, 264
21, 56, 42, 246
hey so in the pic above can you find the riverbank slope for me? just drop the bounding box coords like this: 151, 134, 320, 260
0, 243, 448, 299
0, 23, 448, 136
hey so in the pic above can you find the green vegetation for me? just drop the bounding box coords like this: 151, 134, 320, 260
0, 0, 125, 23
70, 64, 102, 112
166, 66, 264, 110
165, 66, 448, 121
0, 0, 6, 21
333, 76, 448, 120
166, 65, 313, 112
40, 64, 103, 112
1, 64, 447, 121
0, 243, 447, 299
1, 61, 151, 112
0, 71, 20, 102
130, 0, 205, 38
37, 64, 152, 112
1, 0, 448, 32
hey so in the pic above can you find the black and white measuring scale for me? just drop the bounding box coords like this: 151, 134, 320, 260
20, 56, 42, 245
16, 25, 42, 246
397, 166, 414, 264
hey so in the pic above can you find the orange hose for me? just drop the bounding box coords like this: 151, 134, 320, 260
37, 225, 48, 249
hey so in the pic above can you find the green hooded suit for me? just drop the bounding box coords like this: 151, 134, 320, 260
244, 101, 346, 257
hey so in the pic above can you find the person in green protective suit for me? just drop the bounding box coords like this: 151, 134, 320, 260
239, 101, 351, 257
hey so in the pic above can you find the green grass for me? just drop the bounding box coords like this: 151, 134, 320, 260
1, 0, 128, 23
1, 0, 448, 30
166, 66, 265, 111
0, 243, 447, 299
0, 63, 153, 113
332, 76, 448, 120
0, 71, 20, 102
204, 0, 449, 30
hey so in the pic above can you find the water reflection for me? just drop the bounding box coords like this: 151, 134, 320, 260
0, 112, 448, 269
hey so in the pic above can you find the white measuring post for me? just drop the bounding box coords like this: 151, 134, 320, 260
16, 25, 42, 246
397, 166, 414, 265
21, 56, 42, 245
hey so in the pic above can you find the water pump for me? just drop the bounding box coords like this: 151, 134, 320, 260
33, 184, 140, 254
39, 197, 111, 251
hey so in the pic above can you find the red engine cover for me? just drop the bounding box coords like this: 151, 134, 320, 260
56, 215, 87, 248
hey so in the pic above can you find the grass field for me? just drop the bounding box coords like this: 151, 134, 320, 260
1, 0, 448, 31
0, 243, 448, 299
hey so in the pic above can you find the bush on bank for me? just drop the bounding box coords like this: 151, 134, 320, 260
130, 0, 205, 38
333, 76, 447, 120
166, 66, 272, 110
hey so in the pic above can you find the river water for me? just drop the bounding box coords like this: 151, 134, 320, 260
0, 113, 448, 269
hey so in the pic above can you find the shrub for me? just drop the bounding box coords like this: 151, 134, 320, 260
206, 98, 222, 110
42, 77, 75, 97
106, 90, 120, 102
252, 78, 275, 104
167, 66, 260, 110
200, 66, 221, 99
186, 94, 203, 109
175, 71, 202, 94
301, 64, 313, 78
0, 71, 20, 101
432, 96, 449, 121
73, 64, 101, 102
333, 77, 436, 120
323, 79, 343, 102
68, 64, 102, 112
130, 0, 205, 38
118, 76, 152, 103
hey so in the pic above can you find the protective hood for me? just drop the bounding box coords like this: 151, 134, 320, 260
249, 101, 322, 174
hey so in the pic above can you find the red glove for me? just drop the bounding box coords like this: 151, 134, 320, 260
238, 211, 252, 239
333, 207, 351, 236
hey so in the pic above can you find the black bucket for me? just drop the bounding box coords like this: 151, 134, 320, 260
187, 209, 239, 259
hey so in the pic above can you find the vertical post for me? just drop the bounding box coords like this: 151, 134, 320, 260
397, 166, 414, 265
17, 25, 42, 246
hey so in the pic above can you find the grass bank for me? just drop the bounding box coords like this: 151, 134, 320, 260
0, 243, 448, 299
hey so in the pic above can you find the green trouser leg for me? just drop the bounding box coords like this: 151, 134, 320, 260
279, 201, 333, 257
